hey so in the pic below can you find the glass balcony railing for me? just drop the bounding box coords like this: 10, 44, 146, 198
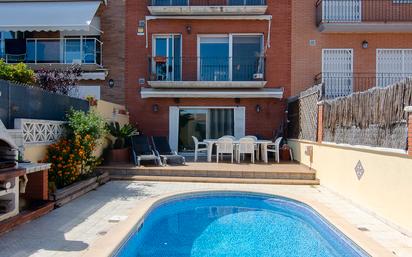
4, 38, 102, 65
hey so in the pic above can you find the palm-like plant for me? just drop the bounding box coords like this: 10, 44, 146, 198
107, 122, 138, 149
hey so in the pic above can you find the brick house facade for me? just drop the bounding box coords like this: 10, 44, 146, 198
292, 0, 412, 96
125, 0, 291, 150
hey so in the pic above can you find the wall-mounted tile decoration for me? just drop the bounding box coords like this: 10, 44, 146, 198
355, 160, 365, 180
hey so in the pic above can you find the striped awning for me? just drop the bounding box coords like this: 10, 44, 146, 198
0, 1, 101, 32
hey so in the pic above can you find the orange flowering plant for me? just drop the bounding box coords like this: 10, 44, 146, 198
45, 109, 107, 189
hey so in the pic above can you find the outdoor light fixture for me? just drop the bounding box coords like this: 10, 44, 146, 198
256, 104, 262, 113
362, 40, 369, 49
235, 98, 241, 104
152, 104, 159, 113
186, 25, 192, 34
174, 98, 180, 104
108, 79, 115, 88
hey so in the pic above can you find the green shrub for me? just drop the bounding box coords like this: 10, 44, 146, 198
66, 109, 107, 141
45, 109, 108, 189
107, 122, 138, 149
0, 59, 35, 84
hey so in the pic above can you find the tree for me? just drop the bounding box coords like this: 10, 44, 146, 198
35, 65, 82, 95
0, 60, 35, 84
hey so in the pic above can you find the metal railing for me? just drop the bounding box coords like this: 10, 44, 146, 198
315, 72, 412, 99
4, 37, 102, 65
150, 0, 266, 6
148, 56, 266, 82
316, 0, 412, 25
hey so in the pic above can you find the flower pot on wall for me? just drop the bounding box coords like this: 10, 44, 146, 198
107, 148, 130, 164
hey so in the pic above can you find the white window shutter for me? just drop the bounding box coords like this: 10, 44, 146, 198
234, 107, 246, 139
169, 106, 179, 152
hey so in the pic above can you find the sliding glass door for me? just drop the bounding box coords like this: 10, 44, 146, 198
232, 36, 264, 81
198, 34, 263, 81
199, 37, 229, 81
178, 108, 234, 152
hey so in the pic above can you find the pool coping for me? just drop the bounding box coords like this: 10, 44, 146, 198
81, 188, 395, 257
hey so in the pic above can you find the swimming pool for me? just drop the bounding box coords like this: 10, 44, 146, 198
114, 192, 369, 257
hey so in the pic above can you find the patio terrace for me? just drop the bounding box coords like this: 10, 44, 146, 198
98, 158, 319, 185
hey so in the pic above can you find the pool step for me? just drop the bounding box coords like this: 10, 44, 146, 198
110, 175, 320, 185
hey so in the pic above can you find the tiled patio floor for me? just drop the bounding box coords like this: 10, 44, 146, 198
0, 181, 411, 257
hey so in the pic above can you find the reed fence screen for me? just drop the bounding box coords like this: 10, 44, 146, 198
322, 79, 412, 150
287, 84, 322, 141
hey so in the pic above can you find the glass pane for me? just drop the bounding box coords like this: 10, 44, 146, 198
0, 32, 14, 58
228, 0, 265, 5
154, 37, 168, 81
65, 39, 81, 64
152, 0, 187, 6
178, 109, 207, 152
83, 39, 96, 64
26, 40, 36, 63
209, 109, 234, 139
173, 35, 181, 81
36, 40, 61, 63
232, 36, 262, 81
200, 37, 229, 81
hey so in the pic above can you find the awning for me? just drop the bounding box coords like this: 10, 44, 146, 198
0, 1, 101, 32
140, 88, 284, 99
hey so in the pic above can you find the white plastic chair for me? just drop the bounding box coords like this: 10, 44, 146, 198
237, 137, 255, 163
221, 135, 236, 140
267, 137, 283, 163
192, 136, 208, 162
216, 137, 234, 163
244, 135, 260, 161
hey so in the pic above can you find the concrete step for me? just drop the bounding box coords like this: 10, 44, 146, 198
101, 168, 316, 180
110, 175, 320, 185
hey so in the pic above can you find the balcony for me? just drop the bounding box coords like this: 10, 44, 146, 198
2, 38, 103, 70
315, 72, 412, 99
148, 0, 267, 16
148, 56, 267, 88
316, 0, 412, 32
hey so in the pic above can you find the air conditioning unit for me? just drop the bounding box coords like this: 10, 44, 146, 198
253, 73, 264, 80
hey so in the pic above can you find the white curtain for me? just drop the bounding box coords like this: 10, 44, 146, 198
209, 109, 234, 139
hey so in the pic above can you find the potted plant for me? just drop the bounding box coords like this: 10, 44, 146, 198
106, 122, 137, 163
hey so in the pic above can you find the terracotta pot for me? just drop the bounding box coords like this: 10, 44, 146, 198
107, 148, 130, 164
280, 147, 291, 161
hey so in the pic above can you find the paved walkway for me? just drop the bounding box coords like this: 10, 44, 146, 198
0, 181, 411, 257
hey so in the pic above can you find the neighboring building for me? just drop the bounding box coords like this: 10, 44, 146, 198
292, 0, 412, 99
0, 0, 126, 104
126, 0, 291, 152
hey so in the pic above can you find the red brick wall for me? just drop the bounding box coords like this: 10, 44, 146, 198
292, 0, 412, 96
100, 0, 126, 105
125, 1, 291, 138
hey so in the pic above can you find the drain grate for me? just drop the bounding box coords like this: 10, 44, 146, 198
357, 227, 370, 232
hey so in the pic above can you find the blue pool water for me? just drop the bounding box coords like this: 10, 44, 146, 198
114, 192, 369, 257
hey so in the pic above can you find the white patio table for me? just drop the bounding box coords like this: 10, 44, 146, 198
203, 139, 272, 163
